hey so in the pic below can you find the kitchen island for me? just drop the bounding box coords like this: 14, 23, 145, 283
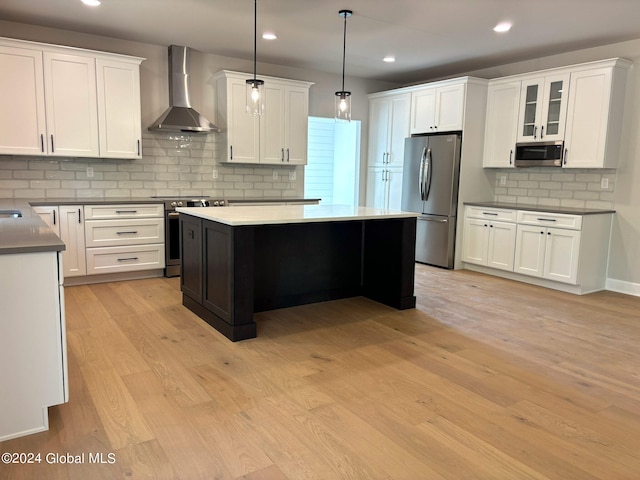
176, 204, 419, 341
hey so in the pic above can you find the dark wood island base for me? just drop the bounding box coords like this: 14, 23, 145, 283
179, 208, 417, 341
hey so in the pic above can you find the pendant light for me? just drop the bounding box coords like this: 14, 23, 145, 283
335, 9, 352, 122
246, 0, 264, 115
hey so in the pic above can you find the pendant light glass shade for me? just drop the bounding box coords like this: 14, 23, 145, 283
335, 91, 351, 122
246, 79, 264, 115
247, 0, 264, 115
335, 9, 352, 122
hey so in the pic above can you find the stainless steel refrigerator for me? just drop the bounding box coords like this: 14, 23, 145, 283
401, 133, 462, 269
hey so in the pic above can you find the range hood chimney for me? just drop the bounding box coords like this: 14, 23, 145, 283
148, 45, 220, 134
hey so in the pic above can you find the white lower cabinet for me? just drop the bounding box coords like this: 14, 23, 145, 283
59, 205, 87, 277
462, 207, 517, 271
31, 202, 165, 283
84, 204, 164, 275
34, 205, 86, 277
463, 205, 612, 294
32, 205, 60, 236
513, 224, 581, 284
462, 218, 516, 271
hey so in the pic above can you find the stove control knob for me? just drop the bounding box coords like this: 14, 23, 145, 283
177, 201, 183, 207
213, 200, 219, 206
170, 201, 177, 207
219, 200, 225, 206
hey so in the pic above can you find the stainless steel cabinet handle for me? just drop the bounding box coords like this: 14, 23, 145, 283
287, 148, 290, 163
53, 209, 56, 225
116, 231, 139, 235
230, 145, 233, 160
509, 149, 513, 165
281, 148, 285, 162
77, 208, 81, 224
537, 218, 557, 222
40, 134, 45, 153
540, 125, 544, 139
564, 148, 568, 165
116, 210, 137, 214
533, 126, 537, 139
482, 212, 498, 216
117, 257, 139, 262
137, 139, 141, 156
51, 135, 55, 153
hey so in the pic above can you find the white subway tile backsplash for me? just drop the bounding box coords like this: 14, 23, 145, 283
493, 167, 616, 209
0, 131, 303, 200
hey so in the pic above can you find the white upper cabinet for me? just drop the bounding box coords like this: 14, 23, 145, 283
262, 83, 310, 165
517, 72, 569, 143
96, 58, 142, 159
563, 60, 631, 169
410, 82, 464, 134
43, 52, 100, 157
482, 58, 631, 169
368, 92, 410, 167
0, 44, 47, 155
0, 37, 144, 159
482, 80, 521, 168
222, 75, 260, 163
214, 70, 313, 165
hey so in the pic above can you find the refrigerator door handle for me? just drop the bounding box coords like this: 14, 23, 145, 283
419, 147, 427, 200
421, 217, 448, 223
424, 147, 433, 201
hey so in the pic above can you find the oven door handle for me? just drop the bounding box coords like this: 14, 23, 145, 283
168, 212, 180, 217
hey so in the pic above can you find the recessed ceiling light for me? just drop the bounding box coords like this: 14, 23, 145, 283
493, 22, 512, 33
383, 56, 396, 63
81, 0, 101, 6
262, 33, 277, 40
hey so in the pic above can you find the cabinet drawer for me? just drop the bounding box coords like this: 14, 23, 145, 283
86, 244, 164, 274
84, 203, 163, 219
84, 218, 164, 247
517, 211, 582, 230
465, 206, 517, 222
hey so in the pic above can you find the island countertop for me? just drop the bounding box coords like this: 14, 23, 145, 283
176, 204, 420, 226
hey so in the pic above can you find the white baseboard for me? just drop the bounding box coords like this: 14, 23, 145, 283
605, 277, 640, 297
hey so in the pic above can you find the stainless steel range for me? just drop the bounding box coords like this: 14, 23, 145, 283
151, 196, 226, 277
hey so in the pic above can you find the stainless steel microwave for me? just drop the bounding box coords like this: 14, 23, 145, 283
514, 141, 564, 167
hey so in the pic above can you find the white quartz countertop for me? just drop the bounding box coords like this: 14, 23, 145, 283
176, 204, 420, 226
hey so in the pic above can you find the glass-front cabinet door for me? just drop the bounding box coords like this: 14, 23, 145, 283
517, 73, 569, 142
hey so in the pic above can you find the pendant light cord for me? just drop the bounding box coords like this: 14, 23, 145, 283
253, 0, 257, 82
341, 11, 347, 92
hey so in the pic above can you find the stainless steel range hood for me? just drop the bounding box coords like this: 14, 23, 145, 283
148, 45, 220, 134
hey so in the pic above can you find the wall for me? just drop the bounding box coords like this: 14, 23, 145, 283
0, 20, 397, 201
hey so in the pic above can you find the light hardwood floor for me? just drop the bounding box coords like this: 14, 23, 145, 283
2, 265, 640, 479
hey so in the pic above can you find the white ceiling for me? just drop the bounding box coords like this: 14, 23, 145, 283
1, 0, 640, 84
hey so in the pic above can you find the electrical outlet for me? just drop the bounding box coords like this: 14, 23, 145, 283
289, 170, 296, 181
601, 178, 609, 189
212, 169, 218, 179
272, 170, 278, 180
86, 166, 94, 178
499, 175, 507, 186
